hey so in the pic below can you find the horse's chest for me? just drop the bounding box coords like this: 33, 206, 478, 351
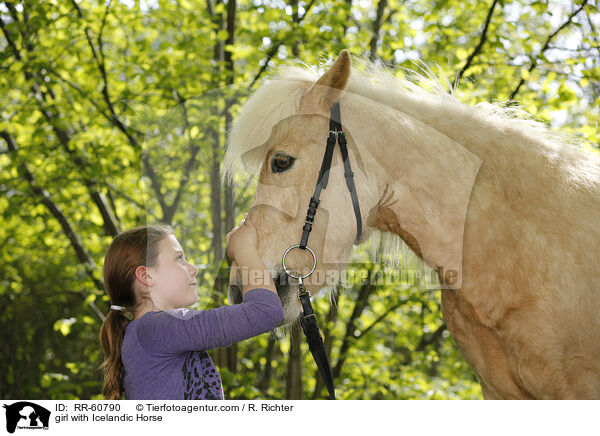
440, 289, 533, 399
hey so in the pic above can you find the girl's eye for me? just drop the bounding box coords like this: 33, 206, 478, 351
271, 154, 295, 173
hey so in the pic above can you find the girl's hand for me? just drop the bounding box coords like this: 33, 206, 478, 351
226, 213, 258, 261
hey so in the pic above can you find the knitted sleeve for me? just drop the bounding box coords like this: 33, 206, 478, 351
136, 288, 284, 354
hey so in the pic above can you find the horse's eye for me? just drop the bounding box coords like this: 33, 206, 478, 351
271, 155, 295, 173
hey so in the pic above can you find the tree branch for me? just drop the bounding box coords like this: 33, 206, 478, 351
102, 180, 159, 221
161, 91, 203, 223
354, 296, 408, 339
69, 0, 170, 220
369, 0, 387, 62
332, 268, 380, 379
1, 13, 120, 236
508, 0, 590, 102
1, 130, 106, 322
455, 0, 499, 85
248, 0, 318, 90
415, 321, 447, 352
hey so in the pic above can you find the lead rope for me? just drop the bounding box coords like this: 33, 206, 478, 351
283, 100, 362, 400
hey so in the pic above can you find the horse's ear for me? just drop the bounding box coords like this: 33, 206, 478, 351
298, 49, 351, 115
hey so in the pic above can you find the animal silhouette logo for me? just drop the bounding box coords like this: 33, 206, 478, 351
2, 401, 50, 433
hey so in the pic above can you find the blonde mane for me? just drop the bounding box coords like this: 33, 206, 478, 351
221, 52, 598, 292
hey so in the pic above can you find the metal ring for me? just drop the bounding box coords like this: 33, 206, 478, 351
282, 244, 317, 279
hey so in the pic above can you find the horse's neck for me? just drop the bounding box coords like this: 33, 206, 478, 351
347, 94, 600, 287
344, 102, 484, 289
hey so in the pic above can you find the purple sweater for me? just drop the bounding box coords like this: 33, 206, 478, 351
121, 288, 283, 400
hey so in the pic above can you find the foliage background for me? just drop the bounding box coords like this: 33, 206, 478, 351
1, 0, 598, 399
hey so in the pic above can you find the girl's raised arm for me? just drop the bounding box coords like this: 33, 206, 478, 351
134, 288, 283, 355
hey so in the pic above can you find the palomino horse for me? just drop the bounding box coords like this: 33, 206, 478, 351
222, 49, 600, 399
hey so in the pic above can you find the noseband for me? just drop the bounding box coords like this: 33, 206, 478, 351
282, 100, 362, 400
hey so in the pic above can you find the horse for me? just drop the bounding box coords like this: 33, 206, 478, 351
221, 49, 600, 399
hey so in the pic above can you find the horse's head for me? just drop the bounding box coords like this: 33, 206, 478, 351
225, 50, 377, 324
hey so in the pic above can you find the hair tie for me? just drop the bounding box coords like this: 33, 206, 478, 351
110, 305, 134, 320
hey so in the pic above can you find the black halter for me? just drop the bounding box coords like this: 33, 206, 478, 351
300, 100, 362, 249
283, 100, 362, 400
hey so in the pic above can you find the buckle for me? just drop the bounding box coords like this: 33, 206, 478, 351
298, 289, 312, 299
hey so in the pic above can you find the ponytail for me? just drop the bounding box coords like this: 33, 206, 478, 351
97, 224, 175, 399
99, 309, 134, 399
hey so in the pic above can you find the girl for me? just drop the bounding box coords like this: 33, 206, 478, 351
99, 213, 283, 400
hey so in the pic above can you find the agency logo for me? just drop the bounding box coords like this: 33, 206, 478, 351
2, 402, 50, 434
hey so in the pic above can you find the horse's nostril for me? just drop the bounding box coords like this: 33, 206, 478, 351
275, 270, 289, 287
273, 270, 290, 293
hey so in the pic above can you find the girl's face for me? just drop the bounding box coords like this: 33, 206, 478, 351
145, 234, 199, 310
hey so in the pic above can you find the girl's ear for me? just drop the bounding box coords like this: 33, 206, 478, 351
134, 265, 153, 287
